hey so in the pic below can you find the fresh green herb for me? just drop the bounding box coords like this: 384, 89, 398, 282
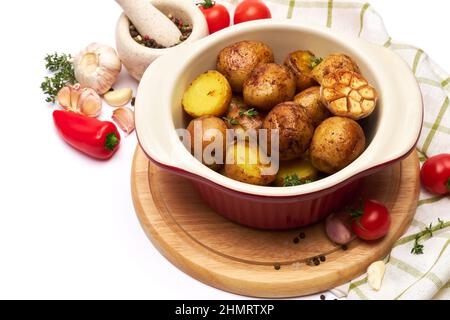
410, 218, 448, 255
447, 177, 450, 190
438, 218, 445, 229
239, 108, 259, 118
41, 53, 76, 103
411, 235, 424, 255
425, 223, 434, 237
310, 57, 323, 69
223, 117, 239, 126
283, 174, 312, 187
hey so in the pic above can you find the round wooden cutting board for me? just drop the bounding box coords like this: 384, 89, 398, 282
131, 147, 420, 298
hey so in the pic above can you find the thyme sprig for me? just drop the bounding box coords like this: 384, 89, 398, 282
223, 117, 239, 126
310, 57, 323, 69
239, 108, 259, 118
283, 174, 312, 187
41, 53, 76, 103
411, 218, 448, 255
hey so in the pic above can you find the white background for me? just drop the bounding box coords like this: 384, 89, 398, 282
0, 0, 449, 300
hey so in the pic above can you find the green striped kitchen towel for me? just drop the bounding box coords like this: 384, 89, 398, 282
219, 0, 450, 300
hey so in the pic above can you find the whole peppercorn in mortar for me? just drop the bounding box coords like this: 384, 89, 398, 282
129, 13, 193, 49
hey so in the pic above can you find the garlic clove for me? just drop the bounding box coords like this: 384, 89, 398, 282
367, 261, 386, 291
74, 43, 122, 95
69, 83, 83, 110
325, 211, 354, 245
112, 107, 135, 134
57, 86, 72, 109
78, 88, 102, 118
104, 88, 133, 107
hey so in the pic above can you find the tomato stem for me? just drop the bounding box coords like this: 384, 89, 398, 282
197, 0, 215, 9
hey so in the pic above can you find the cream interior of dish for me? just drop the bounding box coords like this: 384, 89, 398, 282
170, 27, 381, 170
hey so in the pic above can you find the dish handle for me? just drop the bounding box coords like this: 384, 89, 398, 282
349, 40, 423, 170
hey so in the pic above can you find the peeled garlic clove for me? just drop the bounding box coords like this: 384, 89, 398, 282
74, 43, 122, 95
78, 88, 102, 118
112, 107, 135, 134
57, 86, 72, 109
367, 261, 386, 291
104, 88, 133, 107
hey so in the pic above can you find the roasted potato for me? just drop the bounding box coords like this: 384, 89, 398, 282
294, 86, 332, 127
310, 117, 366, 174
187, 116, 228, 171
224, 97, 264, 136
224, 142, 277, 186
275, 158, 319, 187
263, 102, 314, 161
182, 70, 232, 118
311, 53, 360, 84
217, 40, 274, 93
284, 50, 318, 92
243, 63, 296, 112
321, 70, 378, 120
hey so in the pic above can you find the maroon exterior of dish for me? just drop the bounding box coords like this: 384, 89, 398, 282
191, 178, 361, 230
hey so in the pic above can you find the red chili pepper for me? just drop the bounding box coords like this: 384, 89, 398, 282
53, 110, 121, 160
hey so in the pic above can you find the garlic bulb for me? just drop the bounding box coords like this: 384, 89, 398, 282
73, 43, 122, 95
57, 84, 102, 117
112, 107, 135, 134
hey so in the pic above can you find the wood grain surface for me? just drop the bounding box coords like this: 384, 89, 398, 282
131, 147, 420, 298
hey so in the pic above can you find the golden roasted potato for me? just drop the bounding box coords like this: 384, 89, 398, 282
310, 117, 366, 174
187, 116, 228, 171
182, 70, 232, 118
311, 53, 360, 84
284, 50, 318, 92
243, 63, 296, 112
321, 70, 378, 120
217, 40, 274, 93
294, 86, 332, 127
224, 100, 264, 136
263, 102, 314, 161
224, 142, 277, 186
275, 158, 319, 187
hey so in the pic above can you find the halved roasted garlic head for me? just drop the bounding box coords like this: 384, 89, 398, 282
321, 70, 378, 120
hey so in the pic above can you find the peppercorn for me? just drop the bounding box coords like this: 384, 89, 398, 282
342, 245, 348, 251
320, 295, 326, 300
313, 258, 320, 266
131, 97, 136, 107
299, 232, 306, 239
293, 237, 300, 244
274, 264, 281, 271
319, 255, 326, 262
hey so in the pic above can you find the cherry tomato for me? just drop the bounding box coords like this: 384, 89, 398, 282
421, 154, 450, 195
351, 200, 391, 241
234, 0, 272, 25
198, 0, 230, 34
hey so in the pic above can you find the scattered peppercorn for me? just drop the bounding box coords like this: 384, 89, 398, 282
131, 97, 136, 107
274, 264, 281, 271
293, 237, 300, 244
319, 255, 326, 262
299, 232, 306, 239
320, 295, 326, 300
342, 245, 348, 251
313, 258, 320, 266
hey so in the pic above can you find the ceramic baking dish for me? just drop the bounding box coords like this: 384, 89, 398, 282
135, 20, 423, 230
